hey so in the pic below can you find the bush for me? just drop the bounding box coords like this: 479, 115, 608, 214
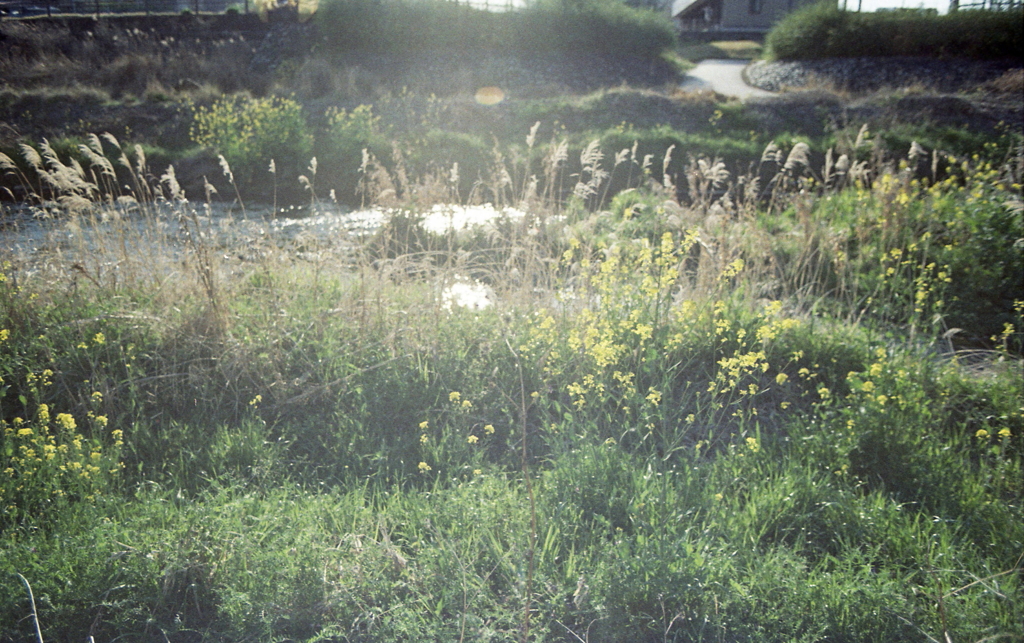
514, 0, 677, 60
766, 2, 1024, 60
190, 95, 313, 187
316, 104, 389, 204
316, 0, 676, 61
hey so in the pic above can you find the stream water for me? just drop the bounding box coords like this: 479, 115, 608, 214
0, 200, 524, 309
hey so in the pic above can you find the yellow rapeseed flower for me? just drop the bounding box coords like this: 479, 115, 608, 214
0, 329, 8, 342
56, 413, 76, 430
775, 373, 788, 385
975, 429, 989, 439
467, 435, 479, 444
998, 428, 1011, 439
420, 434, 429, 444
418, 462, 432, 472
449, 391, 461, 402
91, 391, 103, 403
645, 388, 662, 406
746, 437, 760, 453
473, 469, 482, 476
93, 332, 105, 345
17, 428, 33, 437
419, 421, 429, 430
484, 424, 495, 435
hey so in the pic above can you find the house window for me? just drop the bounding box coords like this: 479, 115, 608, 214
749, 0, 762, 13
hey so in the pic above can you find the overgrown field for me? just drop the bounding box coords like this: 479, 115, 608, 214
1, 1, 1023, 640
1, 120, 1022, 641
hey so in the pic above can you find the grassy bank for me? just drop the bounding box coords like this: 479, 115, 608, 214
1, 123, 1022, 641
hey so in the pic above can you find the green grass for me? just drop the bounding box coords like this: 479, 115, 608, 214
678, 40, 764, 62
1, 122, 1022, 641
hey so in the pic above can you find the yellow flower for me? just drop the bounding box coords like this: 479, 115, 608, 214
91, 391, 103, 403
449, 391, 461, 402
419, 421, 429, 430
484, 424, 495, 435
37, 404, 49, 422
461, 399, 473, 410
0, 329, 8, 342
645, 388, 662, 406
780, 402, 791, 410
746, 437, 760, 453
775, 373, 788, 385
467, 435, 479, 444
420, 434, 429, 444
818, 387, 831, 400
17, 428, 33, 437
998, 428, 1012, 439
93, 332, 105, 345
975, 429, 989, 439
418, 461, 432, 472
875, 395, 888, 406
604, 437, 617, 446
56, 413, 76, 430
861, 381, 875, 393
530, 391, 540, 400
249, 395, 262, 406
714, 493, 723, 501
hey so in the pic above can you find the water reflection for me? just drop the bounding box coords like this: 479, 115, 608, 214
441, 279, 494, 311
0, 200, 526, 266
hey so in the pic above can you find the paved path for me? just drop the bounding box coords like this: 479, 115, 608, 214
679, 59, 773, 100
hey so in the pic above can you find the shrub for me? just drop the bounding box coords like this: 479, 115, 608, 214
190, 95, 313, 187
514, 0, 677, 60
316, 0, 676, 61
766, 2, 1024, 60
316, 104, 389, 203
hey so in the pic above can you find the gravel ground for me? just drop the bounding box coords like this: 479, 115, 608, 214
745, 57, 1021, 93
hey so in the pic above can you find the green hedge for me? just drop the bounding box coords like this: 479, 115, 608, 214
315, 0, 676, 61
766, 1, 1023, 60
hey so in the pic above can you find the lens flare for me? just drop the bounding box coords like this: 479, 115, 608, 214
475, 86, 505, 106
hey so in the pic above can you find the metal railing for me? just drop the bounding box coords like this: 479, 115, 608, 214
0, 0, 530, 18
0, 0, 245, 17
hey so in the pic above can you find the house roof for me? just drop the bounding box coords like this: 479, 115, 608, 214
672, 0, 713, 18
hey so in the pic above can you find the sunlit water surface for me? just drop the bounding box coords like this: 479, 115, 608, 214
0, 201, 524, 309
